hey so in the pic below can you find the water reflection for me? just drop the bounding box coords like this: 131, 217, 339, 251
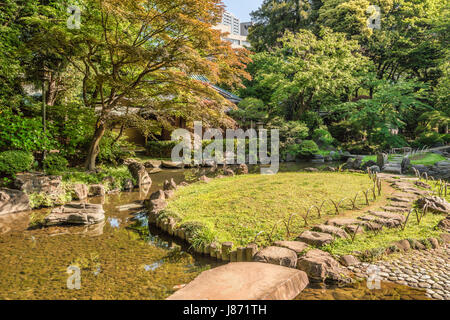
144, 260, 164, 272
108, 217, 121, 229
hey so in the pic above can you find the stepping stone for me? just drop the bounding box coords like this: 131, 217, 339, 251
358, 215, 398, 228
388, 196, 412, 203
297, 249, 351, 283
312, 225, 349, 239
296, 231, 333, 247
166, 262, 309, 300
383, 166, 402, 174
326, 218, 361, 227
344, 224, 365, 235
254, 246, 298, 268
386, 202, 411, 209
392, 193, 417, 199
273, 241, 309, 255
368, 211, 406, 223
359, 221, 383, 231
381, 206, 409, 213
340, 255, 360, 267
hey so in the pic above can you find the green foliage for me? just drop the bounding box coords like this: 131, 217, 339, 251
229, 98, 268, 127
0, 109, 55, 152
267, 117, 309, 154
97, 134, 135, 166
415, 132, 445, 147
146, 141, 178, 159
312, 128, 334, 147
297, 140, 319, 157
62, 166, 135, 191
43, 154, 68, 175
0, 150, 34, 176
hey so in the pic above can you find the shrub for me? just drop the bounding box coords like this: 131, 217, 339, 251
415, 132, 444, 147
297, 140, 319, 157
0, 150, 34, 176
0, 109, 56, 152
146, 140, 178, 158
43, 154, 68, 174
312, 128, 334, 147
97, 134, 135, 166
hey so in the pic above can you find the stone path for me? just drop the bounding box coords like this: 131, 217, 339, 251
346, 245, 450, 300
383, 155, 404, 174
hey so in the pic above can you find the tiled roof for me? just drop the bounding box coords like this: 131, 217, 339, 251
190, 75, 242, 104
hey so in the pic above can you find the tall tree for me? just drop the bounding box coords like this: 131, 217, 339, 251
33, 0, 251, 170
248, 0, 323, 52
247, 28, 370, 120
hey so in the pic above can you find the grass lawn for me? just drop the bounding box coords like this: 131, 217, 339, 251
165, 172, 382, 247
410, 152, 446, 166
362, 152, 447, 166
322, 213, 445, 258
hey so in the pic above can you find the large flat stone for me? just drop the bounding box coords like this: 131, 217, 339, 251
296, 230, 333, 247
326, 218, 361, 227
0, 188, 30, 215
254, 246, 297, 267
273, 241, 309, 255
312, 225, 349, 239
44, 203, 105, 226
166, 262, 309, 300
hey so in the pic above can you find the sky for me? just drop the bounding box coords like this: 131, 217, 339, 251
222, 0, 264, 22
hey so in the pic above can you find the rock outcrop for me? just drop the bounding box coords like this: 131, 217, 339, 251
297, 249, 351, 283
44, 203, 105, 226
127, 161, 152, 186
0, 188, 30, 215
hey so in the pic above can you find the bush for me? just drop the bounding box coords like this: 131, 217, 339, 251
146, 140, 178, 158
312, 128, 334, 147
0, 150, 34, 176
97, 134, 135, 166
297, 140, 319, 157
43, 154, 69, 174
415, 132, 444, 147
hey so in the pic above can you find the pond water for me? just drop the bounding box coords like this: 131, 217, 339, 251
0, 162, 428, 300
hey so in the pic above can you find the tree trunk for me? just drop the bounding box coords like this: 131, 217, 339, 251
85, 121, 106, 170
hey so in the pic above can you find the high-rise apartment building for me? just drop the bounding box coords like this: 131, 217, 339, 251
213, 10, 251, 49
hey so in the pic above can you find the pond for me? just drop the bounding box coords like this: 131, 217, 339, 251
0, 161, 428, 300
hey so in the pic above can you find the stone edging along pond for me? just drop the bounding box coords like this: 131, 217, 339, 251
145, 165, 424, 263
144, 164, 449, 285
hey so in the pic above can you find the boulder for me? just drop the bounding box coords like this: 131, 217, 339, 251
14, 173, 65, 201
401, 157, 411, 173
408, 239, 425, 250
127, 161, 152, 186
88, 184, 106, 197
392, 239, 411, 251
143, 160, 162, 168
339, 255, 360, 267
149, 190, 166, 201
253, 246, 297, 268
428, 237, 439, 249
304, 168, 319, 172
163, 178, 177, 191
417, 196, 450, 214
238, 164, 249, 175
437, 216, 450, 232
414, 180, 431, 189
123, 179, 134, 191
199, 175, 212, 183
368, 165, 380, 173
0, 189, 30, 215
323, 166, 336, 172
297, 249, 350, 283
44, 203, 105, 226
148, 168, 163, 174
377, 153, 388, 168
70, 184, 88, 200
296, 230, 333, 247
273, 241, 309, 255
312, 225, 349, 239
223, 168, 235, 176
166, 262, 309, 300
164, 190, 175, 199
161, 161, 183, 169
361, 160, 377, 171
